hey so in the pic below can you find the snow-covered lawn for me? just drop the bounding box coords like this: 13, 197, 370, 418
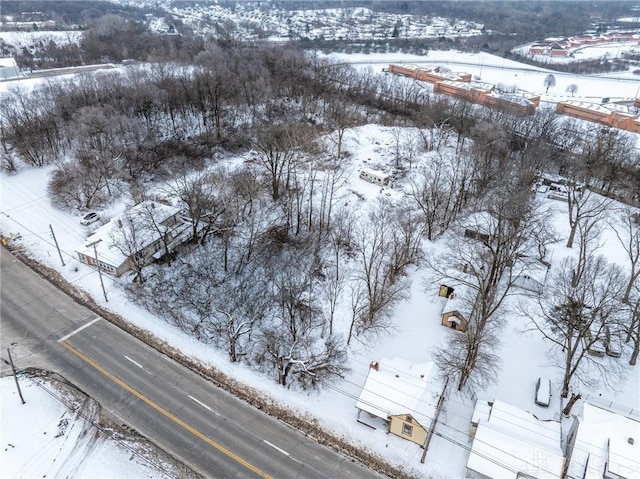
0, 376, 178, 478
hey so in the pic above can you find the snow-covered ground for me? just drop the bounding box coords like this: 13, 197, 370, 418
0, 376, 178, 478
1, 118, 639, 478
0, 31, 82, 50
0, 51, 640, 478
329, 51, 640, 103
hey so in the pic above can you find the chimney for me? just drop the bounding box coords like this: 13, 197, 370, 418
370, 361, 379, 371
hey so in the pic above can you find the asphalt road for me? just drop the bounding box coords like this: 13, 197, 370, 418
0, 249, 387, 479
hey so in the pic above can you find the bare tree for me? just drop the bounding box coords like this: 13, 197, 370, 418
256, 255, 348, 388
623, 285, 640, 365
523, 255, 625, 397
211, 279, 268, 363
251, 122, 313, 201
406, 151, 474, 240
610, 205, 640, 303
543, 74, 556, 93
566, 84, 578, 97
566, 187, 610, 249
109, 210, 147, 283
164, 167, 225, 244
352, 199, 409, 339
433, 311, 502, 394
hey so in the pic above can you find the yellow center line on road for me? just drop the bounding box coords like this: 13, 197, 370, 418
59, 341, 274, 479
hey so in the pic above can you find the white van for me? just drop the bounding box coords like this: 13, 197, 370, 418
535, 377, 551, 407
359, 168, 390, 187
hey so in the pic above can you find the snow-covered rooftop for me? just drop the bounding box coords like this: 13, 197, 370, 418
76, 201, 181, 267
0, 57, 18, 68
467, 399, 564, 479
567, 403, 640, 479
355, 357, 441, 427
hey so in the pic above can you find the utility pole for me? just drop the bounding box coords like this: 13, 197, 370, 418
49, 224, 65, 266
7, 348, 25, 404
421, 378, 449, 463
87, 239, 108, 302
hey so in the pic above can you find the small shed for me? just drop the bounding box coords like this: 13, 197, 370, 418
440, 284, 469, 332
461, 211, 496, 244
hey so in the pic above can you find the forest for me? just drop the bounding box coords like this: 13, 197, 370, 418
1, 23, 640, 394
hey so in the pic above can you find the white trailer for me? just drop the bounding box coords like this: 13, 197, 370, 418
359, 168, 390, 187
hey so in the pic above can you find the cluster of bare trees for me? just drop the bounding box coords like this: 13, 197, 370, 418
130, 161, 420, 388
519, 192, 640, 404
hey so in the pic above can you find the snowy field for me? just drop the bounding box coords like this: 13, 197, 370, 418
0, 52, 640, 478
329, 51, 640, 103
0, 376, 176, 478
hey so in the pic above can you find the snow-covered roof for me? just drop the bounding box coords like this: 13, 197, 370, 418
355, 357, 441, 426
516, 259, 550, 285
360, 167, 389, 178
467, 400, 564, 479
441, 282, 473, 318
461, 211, 496, 236
567, 403, 640, 479
559, 100, 635, 116
76, 201, 181, 268
0, 57, 18, 68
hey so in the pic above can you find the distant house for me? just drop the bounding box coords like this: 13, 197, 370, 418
467, 399, 565, 479
512, 259, 551, 295
462, 211, 496, 243
0, 57, 21, 80
565, 402, 640, 479
355, 358, 442, 447
439, 284, 469, 332
75, 201, 189, 277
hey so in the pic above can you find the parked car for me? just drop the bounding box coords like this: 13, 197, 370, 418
80, 212, 99, 225
588, 337, 607, 357
535, 377, 551, 407
606, 327, 622, 358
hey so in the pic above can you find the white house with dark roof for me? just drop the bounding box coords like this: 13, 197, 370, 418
75, 201, 189, 277
355, 357, 442, 446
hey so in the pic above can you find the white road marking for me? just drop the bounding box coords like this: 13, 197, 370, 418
124, 356, 144, 369
263, 440, 290, 457
58, 317, 100, 343
188, 395, 221, 416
